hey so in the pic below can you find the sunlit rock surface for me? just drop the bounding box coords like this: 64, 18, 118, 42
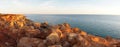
0, 14, 119, 47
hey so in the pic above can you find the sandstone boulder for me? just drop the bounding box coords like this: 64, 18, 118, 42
48, 45, 62, 47
46, 32, 60, 45
17, 37, 41, 47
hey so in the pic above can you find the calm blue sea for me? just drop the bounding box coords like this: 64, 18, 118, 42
25, 14, 120, 38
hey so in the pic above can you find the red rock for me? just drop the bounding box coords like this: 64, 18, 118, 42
79, 31, 87, 36
33, 22, 41, 28
72, 28, 80, 33
46, 32, 60, 45
0, 14, 119, 47
48, 45, 62, 47
25, 29, 41, 37
17, 37, 41, 47
62, 41, 70, 47
0, 31, 17, 47
67, 33, 78, 45
38, 42, 46, 47
38, 28, 52, 39
63, 23, 70, 28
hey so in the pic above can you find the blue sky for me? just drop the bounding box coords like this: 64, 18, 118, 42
0, 0, 120, 14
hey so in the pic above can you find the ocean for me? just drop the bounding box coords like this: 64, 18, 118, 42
25, 14, 120, 39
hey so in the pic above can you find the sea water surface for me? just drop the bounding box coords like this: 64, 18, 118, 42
25, 14, 120, 38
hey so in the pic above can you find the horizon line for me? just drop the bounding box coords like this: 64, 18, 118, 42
1, 13, 120, 16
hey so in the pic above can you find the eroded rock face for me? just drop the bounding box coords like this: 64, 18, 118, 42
0, 14, 119, 47
0, 14, 27, 28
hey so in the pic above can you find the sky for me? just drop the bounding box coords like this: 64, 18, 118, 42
0, 0, 120, 14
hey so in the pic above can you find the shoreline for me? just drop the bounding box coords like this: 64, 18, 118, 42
0, 14, 119, 47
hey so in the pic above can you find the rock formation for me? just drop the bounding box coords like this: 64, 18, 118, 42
0, 14, 119, 47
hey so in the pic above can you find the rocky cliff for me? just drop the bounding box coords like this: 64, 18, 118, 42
0, 14, 119, 47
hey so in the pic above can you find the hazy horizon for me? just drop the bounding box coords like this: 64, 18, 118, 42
1, 0, 120, 15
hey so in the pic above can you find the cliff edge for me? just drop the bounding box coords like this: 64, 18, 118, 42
0, 14, 119, 47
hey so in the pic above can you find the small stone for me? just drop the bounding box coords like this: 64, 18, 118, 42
38, 41, 46, 47
67, 33, 78, 45
62, 41, 70, 47
17, 37, 41, 47
68, 33, 77, 40
25, 29, 41, 37
80, 31, 87, 36
63, 23, 70, 28
33, 22, 41, 28
48, 45, 62, 47
46, 32, 60, 45
72, 28, 80, 33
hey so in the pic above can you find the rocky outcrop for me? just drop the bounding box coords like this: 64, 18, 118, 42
0, 14, 119, 47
